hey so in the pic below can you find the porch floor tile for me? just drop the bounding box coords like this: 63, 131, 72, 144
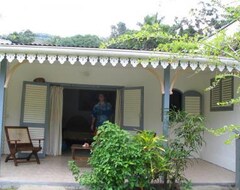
184, 159, 235, 184
0, 155, 81, 185
0, 155, 235, 185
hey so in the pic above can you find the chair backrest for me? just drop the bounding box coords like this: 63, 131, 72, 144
5, 126, 32, 145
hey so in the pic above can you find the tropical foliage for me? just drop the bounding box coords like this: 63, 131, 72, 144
69, 114, 205, 190
69, 122, 167, 190
6, 30, 35, 44
48, 34, 102, 47
164, 111, 205, 189
103, 2, 240, 145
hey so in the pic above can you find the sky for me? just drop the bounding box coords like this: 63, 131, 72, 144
0, 0, 228, 37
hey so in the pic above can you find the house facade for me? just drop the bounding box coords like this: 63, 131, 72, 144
0, 44, 239, 175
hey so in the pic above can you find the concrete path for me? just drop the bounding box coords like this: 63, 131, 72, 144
16, 185, 88, 190
18, 186, 66, 190
192, 186, 233, 190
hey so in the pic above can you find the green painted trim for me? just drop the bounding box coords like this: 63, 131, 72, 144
236, 139, 240, 188
49, 82, 124, 90
0, 59, 7, 166
162, 66, 170, 138
20, 81, 50, 157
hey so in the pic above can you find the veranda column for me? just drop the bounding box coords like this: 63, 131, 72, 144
0, 59, 7, 169
236, 138, 240, 189
162, 66, 170, 137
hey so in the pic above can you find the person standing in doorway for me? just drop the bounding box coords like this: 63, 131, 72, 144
91, 94, 112, 132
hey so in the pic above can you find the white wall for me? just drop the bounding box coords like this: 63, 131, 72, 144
4, 61, 239, 171
176, 70, 239, 172
156, 70, 238, 172
5, 61, 164, 134
200, 73, 240, 172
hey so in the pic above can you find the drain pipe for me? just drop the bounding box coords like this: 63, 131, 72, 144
236, 138, 240, 189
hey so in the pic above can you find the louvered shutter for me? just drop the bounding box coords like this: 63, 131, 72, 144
20, 82, 49, 156
122, 87, 144, 131
211, 81, 221, 109
210, 77, 233, 111
183, 91, 203, 115
222, 77, 233, 102
28, 127, 45, 153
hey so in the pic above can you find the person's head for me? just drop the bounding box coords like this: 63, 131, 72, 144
98, 94, 105, 102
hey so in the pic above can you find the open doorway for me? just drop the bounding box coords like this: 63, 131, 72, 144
61, 88, 116, 154
170, 89, 183, 111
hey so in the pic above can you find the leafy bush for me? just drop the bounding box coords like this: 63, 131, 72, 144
69, 113, 205, 190
69, 122, 166, 190
133, 130, 168, 188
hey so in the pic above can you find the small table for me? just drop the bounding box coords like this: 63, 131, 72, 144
71, 144, 91, 160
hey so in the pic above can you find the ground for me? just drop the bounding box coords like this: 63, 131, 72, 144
0, 185, 236, 190
0, 155, 236, 190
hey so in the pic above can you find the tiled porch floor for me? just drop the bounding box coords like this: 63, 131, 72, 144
0, 155, 235, 185
184, 159, 235, 184
0, 155, 79, 185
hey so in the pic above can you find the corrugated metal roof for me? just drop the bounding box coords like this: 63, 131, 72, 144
0, 38, 12, 45
206, 19, 240, 39
0, 41, 100, 48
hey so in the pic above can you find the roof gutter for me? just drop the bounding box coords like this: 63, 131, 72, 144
0, 44, 238, 66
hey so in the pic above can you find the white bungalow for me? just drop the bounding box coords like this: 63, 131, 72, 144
0, 43, 239, 185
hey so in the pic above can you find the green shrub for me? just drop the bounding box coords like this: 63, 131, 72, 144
69, 121, 166, 190
69, 112, 205, 190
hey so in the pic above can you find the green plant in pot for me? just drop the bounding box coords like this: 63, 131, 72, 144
69, 122, 167, 190
163, 110, 205, 190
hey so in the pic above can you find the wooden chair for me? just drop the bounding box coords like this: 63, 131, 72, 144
5, 126, 43, 166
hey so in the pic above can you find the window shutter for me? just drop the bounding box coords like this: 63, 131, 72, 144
183, 91, 203, 115
23, 84, 48, 123
122, 87, 144, 130
211, 80, 221, 109
210, 77, 233, 111
29, 127, 45, 153
21, 82, 49, 156
222, 77, 233, 102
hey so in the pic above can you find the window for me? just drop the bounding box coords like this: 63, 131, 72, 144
21, 82, 50, 156
122, 87, 144, 131
210, 77, 234, 111
183, 91, 203, 115
164, 89, 203, 119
